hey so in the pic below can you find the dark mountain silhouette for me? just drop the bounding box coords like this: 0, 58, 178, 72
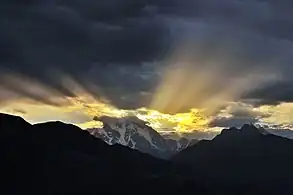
3, 113, 293, 194
172, 124, 293, 194
0, 113, 207, 195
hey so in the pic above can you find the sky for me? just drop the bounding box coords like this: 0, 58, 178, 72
1, 0, 293, 139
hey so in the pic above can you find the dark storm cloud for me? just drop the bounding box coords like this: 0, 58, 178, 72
0, 0, 169, 108
1, 0, 293, 109
244, 82, 293, 106
0, 2, 168, 70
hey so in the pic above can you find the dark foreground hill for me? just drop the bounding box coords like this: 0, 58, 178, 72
173, 124, 293, 194
2, 114, 293, 195
0, 113, 206, 195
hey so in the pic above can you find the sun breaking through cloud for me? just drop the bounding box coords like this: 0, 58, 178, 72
0, 61, 286, 138
2, 0, 293, 139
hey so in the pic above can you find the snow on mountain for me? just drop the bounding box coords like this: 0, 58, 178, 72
88, 119, 293, 158
87, 116, 196, 158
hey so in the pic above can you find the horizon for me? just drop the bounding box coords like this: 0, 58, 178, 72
1, 112, 288, 140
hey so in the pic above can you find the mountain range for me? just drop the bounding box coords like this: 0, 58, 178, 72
2, 113, 293, 194
0, 113, 198, 194
87, 116, 198, 158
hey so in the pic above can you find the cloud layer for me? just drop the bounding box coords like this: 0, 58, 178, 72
1, 0, 293, 138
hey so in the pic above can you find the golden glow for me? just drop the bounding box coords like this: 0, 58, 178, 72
150, 59, 279, 116
0, 95, 211, 132
131, 108, 210, 132
0, 50, 284, 134
65, 97, 211, 132
0, 72, 211, 133
255, 103, 293, 128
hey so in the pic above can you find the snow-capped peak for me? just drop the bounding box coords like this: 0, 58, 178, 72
87, 116, 196, 158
